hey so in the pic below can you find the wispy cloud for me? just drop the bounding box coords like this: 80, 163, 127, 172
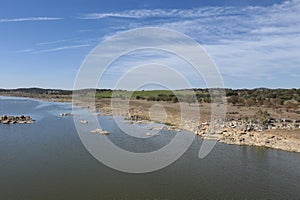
0, 17, 62, 23
37, 44, 90, 53
15, 49, 34, 53
81, 0, 300, 88
81, 0, 300, 41
37, 39, 69, 46
80, 7, 245, 20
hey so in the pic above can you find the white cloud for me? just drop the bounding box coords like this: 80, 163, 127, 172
37, 39, 69, 46
80, 6, 254, 20
37, 44, 90, 53
81, 9, 202, 19
83, 0, 300, 88
81, 0, 300, 42
0, 17, 62, 23
15, 49, 34, 53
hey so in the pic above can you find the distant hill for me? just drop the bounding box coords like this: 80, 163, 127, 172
0, 88, 72, 95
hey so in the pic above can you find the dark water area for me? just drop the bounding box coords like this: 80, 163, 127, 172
0, 96, 299, 200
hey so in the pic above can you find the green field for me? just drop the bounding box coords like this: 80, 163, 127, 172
95, 90, 201, 99
93, 88, 300, 108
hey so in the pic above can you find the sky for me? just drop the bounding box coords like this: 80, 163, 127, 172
0, 0, 299, 89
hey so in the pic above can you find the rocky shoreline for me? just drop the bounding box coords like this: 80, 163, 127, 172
90, 101, 300, 153
197, 121, 300, 153
125, 115, 300, 153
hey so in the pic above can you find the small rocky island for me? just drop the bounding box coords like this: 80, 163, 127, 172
0, 115, 35, 124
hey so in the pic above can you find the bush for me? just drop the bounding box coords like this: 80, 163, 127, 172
136, 95, 145, 100
171, 96, 178, 103
147, 96, 156, 101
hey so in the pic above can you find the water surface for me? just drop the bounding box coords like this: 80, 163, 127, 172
0, 97, 299, 199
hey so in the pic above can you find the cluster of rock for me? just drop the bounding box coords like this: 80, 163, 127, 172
0, 115, 34, 124
146, 117, 300, 152
194, 118, 300, 152
59, 113, 74, 116
197, 118, 300, 135
270, 119, 300, 130
129, 114, 150, 121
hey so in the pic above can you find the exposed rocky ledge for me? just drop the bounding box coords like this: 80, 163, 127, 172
193, 120, 300, 153
120, 113, 300, 153
0, 115, 35, 124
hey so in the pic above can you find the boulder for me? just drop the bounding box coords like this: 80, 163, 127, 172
100, 131, 109, 135
2, 120, 9, 124
80, 120, 88, 124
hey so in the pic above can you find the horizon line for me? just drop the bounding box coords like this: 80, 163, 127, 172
0, 87, 299, 91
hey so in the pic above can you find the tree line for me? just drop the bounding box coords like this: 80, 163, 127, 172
135, 88, 300, 111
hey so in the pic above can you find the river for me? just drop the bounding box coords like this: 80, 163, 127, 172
0, 96, 299, 199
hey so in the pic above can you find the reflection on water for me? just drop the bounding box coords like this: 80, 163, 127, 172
0, 97, 299, 200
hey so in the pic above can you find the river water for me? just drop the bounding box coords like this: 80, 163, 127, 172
0, 96, 299, 200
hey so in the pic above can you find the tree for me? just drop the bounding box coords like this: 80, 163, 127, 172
157, 94, 170, 101
136, 95, 144, 100
147, 96, 156, 101
228, 96, 243, 105
255, 109, 270, 125
171, 96, 178, 103
203, 97, 211, 103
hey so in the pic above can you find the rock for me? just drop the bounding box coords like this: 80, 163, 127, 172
1, 115, 8, 121
7, 116, 14, 121
2, 120, 9, 124
100, 131, 109, 135
90, 128, 103, 134
80, 120, 88, 124
59, 113, 74, 117
90, 128, 109, 135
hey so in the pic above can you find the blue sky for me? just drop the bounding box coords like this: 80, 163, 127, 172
0, 0, 299, 89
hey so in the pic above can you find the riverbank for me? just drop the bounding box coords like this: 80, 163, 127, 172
1, 93, 300, 153
93, 99, 300, 153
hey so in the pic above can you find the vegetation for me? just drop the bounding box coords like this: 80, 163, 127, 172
226, 88, 300, 109
254, 109, 271, 125
1, 87, 299, 111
